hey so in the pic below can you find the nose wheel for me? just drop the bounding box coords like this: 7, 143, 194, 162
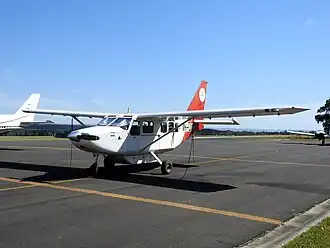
104, 155, 115, 173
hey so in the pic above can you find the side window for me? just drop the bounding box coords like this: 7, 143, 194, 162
168, 122, 174, 132
160, 122, 167, 133
130, 121, 140, 135
142, 121, 154, 133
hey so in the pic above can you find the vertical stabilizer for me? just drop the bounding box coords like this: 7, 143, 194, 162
14, 93, 40, 122
187, 80, 207, 131
182, 80, 208, 141
186, 80, 207, 111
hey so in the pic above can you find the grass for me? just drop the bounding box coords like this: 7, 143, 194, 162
0, 136, 66, 141
283, 217, 330, 248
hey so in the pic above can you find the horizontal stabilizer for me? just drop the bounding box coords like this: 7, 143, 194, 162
287, 130, 317, 136
287, 130, 329, 138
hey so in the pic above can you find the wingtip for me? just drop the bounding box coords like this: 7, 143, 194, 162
292, 106, 310, 112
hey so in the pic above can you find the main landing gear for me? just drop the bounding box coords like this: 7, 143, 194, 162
87, 152, 173, 177
150, 151, 173, 175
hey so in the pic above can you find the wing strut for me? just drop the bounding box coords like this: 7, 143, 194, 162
72, 116, 87, 127
139, 118, 192, 152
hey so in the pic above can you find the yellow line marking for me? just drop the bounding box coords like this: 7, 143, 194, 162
166, 151, 330, 168
0, 185, 37, 191
165, 150, 279, 165
0, 176, 282, 225
0, 178, 87, 191
47, 178, 88, 184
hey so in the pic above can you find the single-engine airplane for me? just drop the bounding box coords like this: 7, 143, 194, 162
287, 130, 329, 145
23, 80, 309, 176
0, 93, 41, 135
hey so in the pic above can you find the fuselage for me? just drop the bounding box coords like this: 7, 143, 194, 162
67, 116, 193, 156
0, 114, 27, 134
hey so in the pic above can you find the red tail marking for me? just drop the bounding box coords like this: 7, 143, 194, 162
183, 80, 208, 141
187, 80, 208, 111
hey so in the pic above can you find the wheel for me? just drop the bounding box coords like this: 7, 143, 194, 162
104, 155, 115, 173
161, 160, 173, 175
104, 155, 115, 168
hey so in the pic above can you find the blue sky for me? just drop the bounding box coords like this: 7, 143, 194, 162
1, 0, 329, 130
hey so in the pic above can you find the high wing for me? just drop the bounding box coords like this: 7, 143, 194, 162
23, 106, 309, 120
135, 106, 309, 120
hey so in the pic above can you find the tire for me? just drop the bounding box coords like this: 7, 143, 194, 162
161, 160, 173, 175
104, 156, 115, 169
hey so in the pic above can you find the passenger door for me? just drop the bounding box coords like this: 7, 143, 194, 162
127, 120, 140, 153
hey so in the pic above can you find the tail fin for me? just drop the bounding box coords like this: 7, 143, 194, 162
186, 80, 207, 131
14, 93, 40, 122
187, 80, 207, 111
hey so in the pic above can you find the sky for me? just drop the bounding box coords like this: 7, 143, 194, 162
0, 0, 329, 130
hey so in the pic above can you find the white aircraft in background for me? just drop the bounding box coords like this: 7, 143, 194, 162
23, 80, 309, 176
0, 93, 41, 135
287, 130, 329, 145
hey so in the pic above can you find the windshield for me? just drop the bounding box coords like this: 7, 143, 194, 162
109, 117, 132, 130
97, 117, 132, 130
97, 117, 116, 126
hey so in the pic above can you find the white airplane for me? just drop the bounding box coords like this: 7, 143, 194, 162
287, 130, 329, 145
0, 93, 41, 135
23, 80, 309, 176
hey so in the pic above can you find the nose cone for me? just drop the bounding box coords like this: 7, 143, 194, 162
67, 130, 81, 142
67, 129, 100, 142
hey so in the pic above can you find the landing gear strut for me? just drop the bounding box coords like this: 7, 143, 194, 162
87, 154, 99, 177
150, 151, 173, 175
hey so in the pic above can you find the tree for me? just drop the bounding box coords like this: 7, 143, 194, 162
315, 98, 330, 135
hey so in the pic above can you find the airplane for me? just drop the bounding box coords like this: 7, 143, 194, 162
287, 130, 329, 145
23, 80, 309, 176
0, 93, 42, 135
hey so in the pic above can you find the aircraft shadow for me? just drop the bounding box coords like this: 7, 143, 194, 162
0, 161, 236, 193
0, 147, 24, 151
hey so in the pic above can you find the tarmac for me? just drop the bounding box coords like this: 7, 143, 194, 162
0, 137, 330, 248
